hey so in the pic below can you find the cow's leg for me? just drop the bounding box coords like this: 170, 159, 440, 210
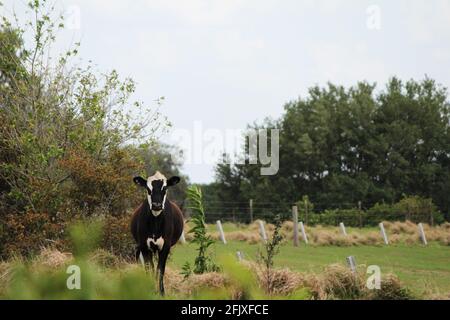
144, 250, 155, 273
157, 248, 170, 296
135, 246, 141, 262
137, 246, 154, 272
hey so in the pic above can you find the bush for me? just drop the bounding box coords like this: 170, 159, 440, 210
321, 264, 365, 299
369, 274, 415, 300
257, 215, 284, 295
0, 1, 165, 217
307, 209, 364, 227
57, 148, 142, 216
182, 185, 220, 277
303, 196, 444, 227
100, 215, 135, 260
366, 203, 398, 226
0, 211, 66, 259
0, 209, 138, 260
0, 1, 185, 261
394, 196, 444, 225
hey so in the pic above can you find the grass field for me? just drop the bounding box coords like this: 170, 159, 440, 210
170, 239, 450, 296
1, 221, 449, 299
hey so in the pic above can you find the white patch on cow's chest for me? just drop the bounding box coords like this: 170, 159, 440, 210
147, 237, 164, 251
151, 209, 162, 217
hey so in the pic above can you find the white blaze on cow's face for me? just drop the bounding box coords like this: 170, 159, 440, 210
133, 172, 181, 217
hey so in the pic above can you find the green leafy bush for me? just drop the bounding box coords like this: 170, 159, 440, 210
257, 215, 284, 295
182, 185, 220, 277
304, 196, 444, 227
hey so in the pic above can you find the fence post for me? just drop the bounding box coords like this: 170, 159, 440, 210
379, 222, 389, 245
346, 256, 357, 273
258, 220, 267, 243
249, 199, 254, 224
339, 222, 347, 236
236, 251, 243, 262
429, 202, 434, 226
304, 199, 309, 225
216, 220, 227, 244
179, 231, 186, 244
418, 223, 428, 245
293, 206, 299, 247
358, 201, 362, 228
299, 221, 308, 244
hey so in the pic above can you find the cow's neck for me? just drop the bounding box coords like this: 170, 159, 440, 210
141, 202, 164, 237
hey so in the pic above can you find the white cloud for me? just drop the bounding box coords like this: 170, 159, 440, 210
143, 0, 246, 26
212, 29, 265, 63
301, 0, 352, 13
308, 42, 386, 84
400, 0, 450, 44
134, 30, 180, 70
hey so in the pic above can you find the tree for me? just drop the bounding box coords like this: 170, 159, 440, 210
0, 1, 168, 215
211, 79, 450, 219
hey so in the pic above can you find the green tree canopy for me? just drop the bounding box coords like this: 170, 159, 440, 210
212, 79, 450, 219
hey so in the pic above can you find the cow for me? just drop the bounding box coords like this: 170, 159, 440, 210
130, 171, 184, 295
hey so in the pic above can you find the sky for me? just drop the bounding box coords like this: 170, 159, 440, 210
2, 0, 450, 183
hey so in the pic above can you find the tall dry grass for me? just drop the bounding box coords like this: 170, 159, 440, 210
231, 261, 415, 300
2, 248, 447, 299
204, 220, 450, 246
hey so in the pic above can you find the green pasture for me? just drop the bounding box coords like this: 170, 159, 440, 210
171, 240, 450, 296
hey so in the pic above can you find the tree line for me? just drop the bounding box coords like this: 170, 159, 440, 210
208, 79, 450, 220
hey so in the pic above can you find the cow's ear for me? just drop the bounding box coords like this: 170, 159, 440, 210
167, 176, 180, 187
133, 176, 147, 187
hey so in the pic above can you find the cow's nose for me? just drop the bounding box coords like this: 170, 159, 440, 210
152, 202, 162, 208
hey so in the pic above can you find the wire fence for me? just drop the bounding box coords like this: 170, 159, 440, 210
173, 199, 437, 227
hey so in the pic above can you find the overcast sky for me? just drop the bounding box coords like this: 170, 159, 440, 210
2, 0, 450, 183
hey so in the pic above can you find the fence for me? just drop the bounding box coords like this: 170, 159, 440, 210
198, 213, 432, 248
175, 200, 438, 271
174, 199, 437, 227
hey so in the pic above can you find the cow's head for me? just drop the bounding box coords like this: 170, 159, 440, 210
133, 171, 180, 216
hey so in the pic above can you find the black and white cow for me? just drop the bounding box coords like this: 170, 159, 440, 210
130, 171, 184, 295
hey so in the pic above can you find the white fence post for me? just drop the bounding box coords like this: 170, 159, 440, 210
339, 222, 347, 236
216, 220, 227, 244
293, 206, 299, 247
258, 220, 268, 243
418, 223, 428, 245
379, 222, 389, 245
346, 256, 357, 273
179, 231, 186, 244
299, 221, 309, 244
236, 251, 243, 262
